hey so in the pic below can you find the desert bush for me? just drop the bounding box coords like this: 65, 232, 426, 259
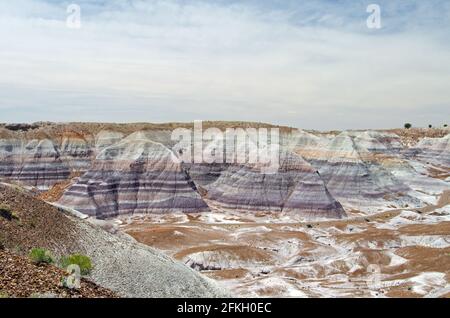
404, 123, 412, 129
29, 248, 54, 265
0, 291, 9, 298
60, 254, 93, 275
0, 204, 19, 221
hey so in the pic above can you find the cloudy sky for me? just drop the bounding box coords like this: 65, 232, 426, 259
0, 0, 449, 130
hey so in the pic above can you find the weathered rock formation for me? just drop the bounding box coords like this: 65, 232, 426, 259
0, 123, 448, 219
0, 137, 71, 190
290, 130, 448, 211
59, 132, 209, 218
408, 134, 450, 167
190, 151, 345, 218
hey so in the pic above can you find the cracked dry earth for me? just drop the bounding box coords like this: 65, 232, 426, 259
121, 191, 450, 298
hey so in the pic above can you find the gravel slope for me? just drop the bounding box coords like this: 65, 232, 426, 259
74, 219, 229, 297
0, 249, 118, 298
0, 183, 229, 298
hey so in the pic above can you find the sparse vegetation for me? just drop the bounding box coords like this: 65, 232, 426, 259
1, 249, 116, 298
29, 248, 54, 265
404, 123, 412, 129
0, 204, 19, 221
444, 124, 448, 128
428, 124, 432, 128
60, 254, 93, 275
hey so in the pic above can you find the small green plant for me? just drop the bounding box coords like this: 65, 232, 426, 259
60, 254, 93, 275
0, 204, 19, 221
428, 124, 432, 128
29, 248, 54, 265
404, 123, 412, 129
0, 291, 9, 298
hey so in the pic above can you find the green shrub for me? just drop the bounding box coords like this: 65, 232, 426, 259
60, 254, 93, 275
404, 123, 412, 129
29, 248, 54, 265
0, 204, 19, 221
0, 291, 9, 298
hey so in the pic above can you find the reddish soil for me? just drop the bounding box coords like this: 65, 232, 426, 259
122, 191, 450, 298
0, 184, 82, 256
0, 249, 117, 298
387, 128, 449, 146
174, 244, 273, 263
38, 172, 83, 202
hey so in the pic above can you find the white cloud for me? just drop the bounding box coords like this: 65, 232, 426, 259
0, 0, 449, 129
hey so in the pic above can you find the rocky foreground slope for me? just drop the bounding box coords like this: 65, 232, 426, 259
0, 249, 118, 298
0, 122, 448, 220
0, 183, 227, 298
122, 190, 450, 298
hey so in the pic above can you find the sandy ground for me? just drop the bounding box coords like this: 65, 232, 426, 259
120, 191, 450, 298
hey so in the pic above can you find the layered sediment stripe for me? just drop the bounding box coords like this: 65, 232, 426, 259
292, 131, 415, 210
95, 130, 125, 152
0, 138, 71, 190
409, 134, 450, 166
192, 150, 345, 218
59, 132, 210, 218
2, 125, 447, 219
60, 135, 94, 172
282, 171, 345, 218
352, 131, 403, 154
